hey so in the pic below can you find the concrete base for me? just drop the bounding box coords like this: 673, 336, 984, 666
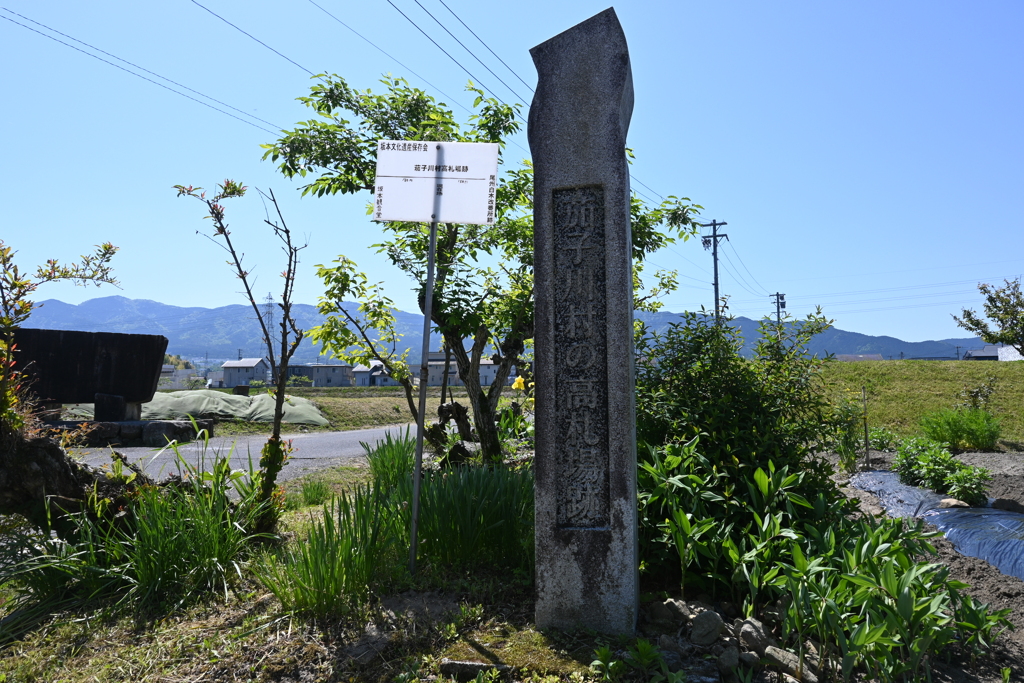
46, 419, 215, 447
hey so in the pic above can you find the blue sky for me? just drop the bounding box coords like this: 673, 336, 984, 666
3, 1, 1021, 343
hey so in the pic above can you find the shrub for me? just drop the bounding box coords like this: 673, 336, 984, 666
945, 466, 992, 507
920, 407, 1001, 452
635, 311, 849, 586
869, 426, 900, 452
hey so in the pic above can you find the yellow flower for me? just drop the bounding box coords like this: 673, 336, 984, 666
512, 376, 525, 391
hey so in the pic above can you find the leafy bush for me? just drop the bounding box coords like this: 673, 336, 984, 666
920, 407, 1001, 452
869, 426, 900, 452
287, 374, 313, 387
945, 466, 992, 507
635, 311, 849, 587
892, 436, 992, 505
954, 375, 998, 410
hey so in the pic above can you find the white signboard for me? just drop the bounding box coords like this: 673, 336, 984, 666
373, 140, 499, 225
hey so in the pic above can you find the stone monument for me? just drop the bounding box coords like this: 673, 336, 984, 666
529, 8, 638, 634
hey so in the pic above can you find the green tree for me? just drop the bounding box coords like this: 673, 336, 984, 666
954, 278, 1024, 356
263, 75, 701, 460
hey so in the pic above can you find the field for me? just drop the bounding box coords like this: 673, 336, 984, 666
822, 359, 1024, 446
211, 386, 472, 436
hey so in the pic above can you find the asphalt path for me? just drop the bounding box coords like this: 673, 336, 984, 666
72, 424, 415, 483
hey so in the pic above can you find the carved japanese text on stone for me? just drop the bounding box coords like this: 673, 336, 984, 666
553, 186, 609, 528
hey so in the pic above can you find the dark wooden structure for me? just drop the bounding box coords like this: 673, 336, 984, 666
13, 328, 168, 420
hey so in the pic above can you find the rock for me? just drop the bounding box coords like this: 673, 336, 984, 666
739, 618, 769, 657
690, 609, 725, 645
719, 645, 740, 673
739, 651, 761, 667
647, 599, 676, 625
993, 498, 1024, 514
665, 598, 691, 622
118, 422, 143, 440
438, 659, 511, 681
659, 634, 691, 658
720, 601, 740, 619
143, 420, 197, 447
765, 646, 817, 683
939, 498, 970, 508
662, 651, 685, 674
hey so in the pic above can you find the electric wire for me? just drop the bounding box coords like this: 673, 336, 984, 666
410, 0, 530, 105
1, 7, 282, 131
435, 0, 535, 94
305, 0, 474, 117
720, 250, 765, 298
0, 12, 280, 136
724, 240, 770, 296
188, 0, 315, 76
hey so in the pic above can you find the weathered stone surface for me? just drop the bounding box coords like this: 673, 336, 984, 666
690, 610, 725, 645
765, 646, 818, 683
13, 328, 166, 404
939, 498, 970, 508
438, 659, 511, 681
143, 420, 198, 447
739, 651, 761, 667
659, 634, 691, 658
665, 598, 691, 622
118, 422, 144, 440
739, 618, 769, 656
719, 645, 740, 673
531, 8, 637, 635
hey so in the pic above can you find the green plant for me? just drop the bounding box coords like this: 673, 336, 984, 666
830, 395, 864, 474
590, 645, 626, 682
921, 407, 1001, 452
1, 437, 267, 614
362, 427, 415, 493
249, 379, 267, 388
397, 466, 534, 571
256, 484, 400, 617
287, 374, 313, 387
955, 375, 999, 410
624, 638, 664, 677
954, 277, 1024, 357
944, 465, 992, 507
869, 426, 900, 452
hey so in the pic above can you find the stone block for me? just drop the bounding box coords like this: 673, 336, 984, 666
531, 7, 637, 636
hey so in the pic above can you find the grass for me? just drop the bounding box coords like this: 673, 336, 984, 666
822, 359, 1024, 447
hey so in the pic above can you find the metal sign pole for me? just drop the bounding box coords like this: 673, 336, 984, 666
408, 219, 438, 574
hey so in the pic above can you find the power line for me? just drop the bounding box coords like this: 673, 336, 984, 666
724, 240, 769, 295
0, 11, 279, 136
1, 7, 281, 131
435, 0, 535, 94
188, 0, 315, 76
410, 0, 531, 105
304, 0, 474, 117
384, 0, 512, 110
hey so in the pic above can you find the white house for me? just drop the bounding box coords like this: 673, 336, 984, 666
222, 358, 270, 387
423, 350, 516, 386
287, 363, 354, 386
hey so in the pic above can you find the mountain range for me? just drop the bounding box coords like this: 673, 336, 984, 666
26, 296, 981, 364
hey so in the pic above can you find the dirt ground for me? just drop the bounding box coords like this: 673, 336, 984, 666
837, 450, 1024, 683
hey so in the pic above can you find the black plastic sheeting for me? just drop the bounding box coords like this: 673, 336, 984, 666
851, 470, 1024, 581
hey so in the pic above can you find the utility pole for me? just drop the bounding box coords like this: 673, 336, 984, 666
955, 345, 962, 360
770, 293, 786, 324
700, 220, 728, 323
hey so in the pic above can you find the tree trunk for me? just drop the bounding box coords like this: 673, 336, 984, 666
0, 435, 153, 540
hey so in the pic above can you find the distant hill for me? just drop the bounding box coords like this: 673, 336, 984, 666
27, 296, 440, 364
28, 297, 982, 363
635, 310, 981, 359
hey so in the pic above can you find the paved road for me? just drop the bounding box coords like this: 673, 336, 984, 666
73, 424, 415, 483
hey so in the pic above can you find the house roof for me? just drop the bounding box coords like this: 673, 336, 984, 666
222, 358, 266, 368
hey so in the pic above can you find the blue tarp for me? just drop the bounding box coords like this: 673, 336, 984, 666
851, 470, 1024, 581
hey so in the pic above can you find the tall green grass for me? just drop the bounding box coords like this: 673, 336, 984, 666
257, 432, 534, 616
256, 485, 401, 617
395, 466, 534, 571
0, 436, 267, 614
920, 407, 1001, 452
362, 427, 416, 492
